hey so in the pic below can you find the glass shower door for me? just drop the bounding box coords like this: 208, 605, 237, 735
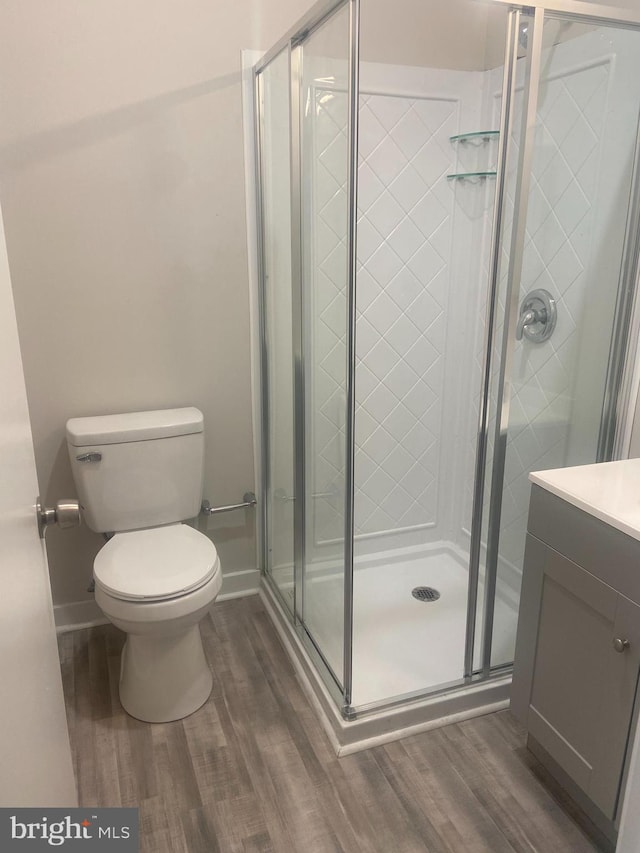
256, 0, 358, 704
256, 48, 296, 615
476, 10, 640, 674
298, 0, 356, 697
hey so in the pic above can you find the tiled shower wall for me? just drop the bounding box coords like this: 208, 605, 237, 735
354, 74, 499, 549
308, 71, 349, 555
488, 29, 639, 585
496, 54, 611, 577
308, 30, 639, 575
354, 91, 459, 538
355, 65, 490, 553
309, 63, 487, 553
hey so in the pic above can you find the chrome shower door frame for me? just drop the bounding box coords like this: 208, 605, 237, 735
254, 0, 360, 715
255, 0, 640, 722
467, 0, 640, 681
464, 5, 525, 682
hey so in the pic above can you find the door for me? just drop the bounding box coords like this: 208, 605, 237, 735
256, 0, 358, 708
298, 0, 356, 706
0, 203, 77, 806
255, 46, 296, 613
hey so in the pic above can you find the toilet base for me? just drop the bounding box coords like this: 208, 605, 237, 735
119, 624, 212, 723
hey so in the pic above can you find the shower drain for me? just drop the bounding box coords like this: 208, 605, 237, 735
412, 586, 441, 602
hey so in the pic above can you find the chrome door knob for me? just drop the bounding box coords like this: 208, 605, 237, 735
613, 637, 630, 653
36, 497, 81, 538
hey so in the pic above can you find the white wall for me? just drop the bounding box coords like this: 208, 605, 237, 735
2, 0, 640, 614
0, 0, 490, 615
361, 0, 504, 71
0, 0, 314, 610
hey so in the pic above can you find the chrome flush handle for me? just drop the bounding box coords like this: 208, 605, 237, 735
76, 451, 102, 463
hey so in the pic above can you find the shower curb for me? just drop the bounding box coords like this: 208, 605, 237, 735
260, 581, 511, 756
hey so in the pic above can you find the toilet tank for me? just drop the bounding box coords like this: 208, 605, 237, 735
66, 407, 205, 533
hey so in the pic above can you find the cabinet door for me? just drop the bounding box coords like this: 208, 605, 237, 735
528, 545, 640, 819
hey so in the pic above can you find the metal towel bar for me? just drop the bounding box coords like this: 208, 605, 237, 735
201, 492, 257, 516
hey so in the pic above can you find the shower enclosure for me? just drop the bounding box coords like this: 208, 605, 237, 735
253, 0, 640, 735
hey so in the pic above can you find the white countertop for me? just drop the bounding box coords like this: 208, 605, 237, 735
529, 458, 640, 542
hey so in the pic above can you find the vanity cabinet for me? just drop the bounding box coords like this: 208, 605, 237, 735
512, 484, 640, 823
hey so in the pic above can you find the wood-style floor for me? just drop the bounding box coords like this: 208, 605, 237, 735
58, 595, 603, 853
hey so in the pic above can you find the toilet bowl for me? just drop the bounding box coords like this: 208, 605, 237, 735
94, 523, 221, 722
66, 407, 222, 723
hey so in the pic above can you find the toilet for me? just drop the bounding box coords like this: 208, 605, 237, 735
66, 407, 221, 723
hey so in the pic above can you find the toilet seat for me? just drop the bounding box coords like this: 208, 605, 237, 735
94, 523, 219, 602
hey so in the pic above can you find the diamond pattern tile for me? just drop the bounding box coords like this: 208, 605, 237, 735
389, 165, 429, 213
308, 50, 612, 551
350, 92, 459, 536
495, 59, 611, 574
366, 190, 405, 237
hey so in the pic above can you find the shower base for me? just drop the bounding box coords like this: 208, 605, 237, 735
304, 545, 517, 706
263, 542, 513, 754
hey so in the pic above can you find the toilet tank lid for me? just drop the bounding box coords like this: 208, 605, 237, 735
66, 407, 204, 446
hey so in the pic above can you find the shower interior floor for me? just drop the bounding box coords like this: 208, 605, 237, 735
281, 545, 518, 708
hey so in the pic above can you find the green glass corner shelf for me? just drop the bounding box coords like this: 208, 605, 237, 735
446, 171, 497, 181
449, 130, 500, 143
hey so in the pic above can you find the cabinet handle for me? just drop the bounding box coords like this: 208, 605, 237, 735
613, 638, 630, 653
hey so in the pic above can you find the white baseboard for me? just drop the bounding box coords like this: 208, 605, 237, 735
218, 568, 261, 600
54, 568, 261, 633
54, 600, 107, 634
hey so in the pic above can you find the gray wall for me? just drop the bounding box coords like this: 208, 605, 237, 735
0, 0, 499, 609
1, 0, 638, 609
0, 0, 312, 606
